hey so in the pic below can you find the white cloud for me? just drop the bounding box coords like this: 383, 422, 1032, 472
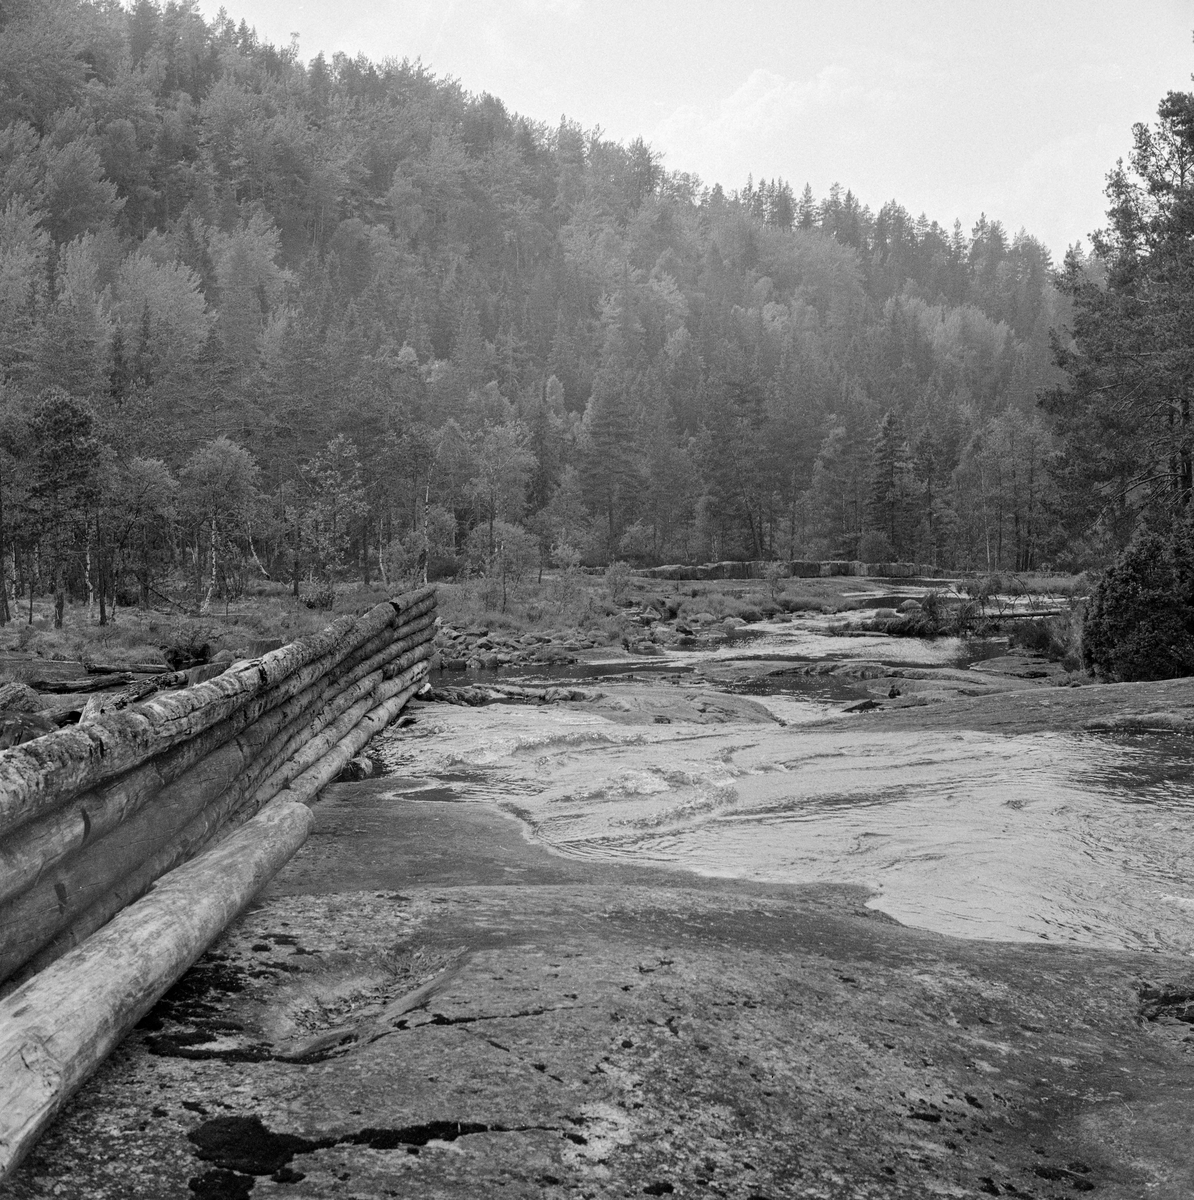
655, 66, 857, 166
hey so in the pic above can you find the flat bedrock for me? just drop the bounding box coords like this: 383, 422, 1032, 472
5, 767, 1194, 1200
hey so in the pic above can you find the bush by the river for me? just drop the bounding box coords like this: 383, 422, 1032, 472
1082, 531, 1194, 681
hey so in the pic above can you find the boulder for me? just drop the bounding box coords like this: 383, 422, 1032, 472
337, 755, 380, 782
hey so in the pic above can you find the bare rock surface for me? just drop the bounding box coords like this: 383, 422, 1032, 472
5, 778, 1194, 1200
842, 673, 1194, 735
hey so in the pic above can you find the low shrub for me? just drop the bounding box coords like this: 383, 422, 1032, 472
1008, 616, 1064, 657
160, 621, 219, 668
781, 596, 827, 613
1082, 531, 1194, 681
303, 582, 337, 610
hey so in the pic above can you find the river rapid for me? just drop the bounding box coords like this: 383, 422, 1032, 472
380, 612, 1194, 958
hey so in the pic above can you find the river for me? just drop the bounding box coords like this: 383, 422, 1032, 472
378, 611, 1194, 958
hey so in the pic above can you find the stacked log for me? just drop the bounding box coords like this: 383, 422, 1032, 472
0, 587, 437, 1178
635, 560, 954, 582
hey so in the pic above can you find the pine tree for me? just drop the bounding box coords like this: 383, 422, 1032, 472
866, 410, 917, 559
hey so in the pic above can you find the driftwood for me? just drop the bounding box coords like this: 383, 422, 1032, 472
78, 673, 190, 722
30, 674, 136, 695
278, 953, 472, 1061
0, 586, 434, 838
0, 800, 312, 1178
0, 583, 436, 1169
0, 589, 435, 841
0, 620, 430, 896
250, 672, 429, 816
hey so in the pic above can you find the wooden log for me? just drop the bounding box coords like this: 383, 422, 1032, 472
0, 589, 434, 840
323, 610, 436, 700
244, 669, 429, 815
17, 666, 428, 982
0, 587, 434, 837
277, 952, 471, 1061
207, 637, 433, 828
242, 657, 431, 814
0, 655, 432, 980
30, 674, 136, 695
0, 653, 354, 909
4, 610, 437, 895
216, 649, 432, 830
0, 800, 312, 1179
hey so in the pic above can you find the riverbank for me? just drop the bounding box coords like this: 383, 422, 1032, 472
5, 600, 1193, 1200
5, 753, 1194, 1199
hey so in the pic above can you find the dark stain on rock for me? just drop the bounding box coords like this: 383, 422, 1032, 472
187, 1114, 529, 1181
189, 1116, 330, 1175
188, 1168, 256, 1199
148, 1036, 275, 1062
344, 1120, 498, 1149
154, 956, 246, 1022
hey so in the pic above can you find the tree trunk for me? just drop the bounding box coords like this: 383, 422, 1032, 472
1182, 392, 1192, 506
0, 456, 9, 626
201, 519, 217, 612
85, 539, 94, 624
97, 517, 107, 628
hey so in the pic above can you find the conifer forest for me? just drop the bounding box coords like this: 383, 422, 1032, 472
1, 0, 1190, 621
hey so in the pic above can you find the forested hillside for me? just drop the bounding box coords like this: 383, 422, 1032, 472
0, 0, 1073, 620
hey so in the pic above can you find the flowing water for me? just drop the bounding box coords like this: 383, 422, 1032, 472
382, 614, 1194, 957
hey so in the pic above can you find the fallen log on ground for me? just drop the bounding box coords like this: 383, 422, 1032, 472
426, 683, 598, 706
0, 800, 313, 1179
29, 674, 137, 695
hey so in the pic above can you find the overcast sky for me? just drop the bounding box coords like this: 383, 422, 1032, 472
197, 0, 1194, 257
